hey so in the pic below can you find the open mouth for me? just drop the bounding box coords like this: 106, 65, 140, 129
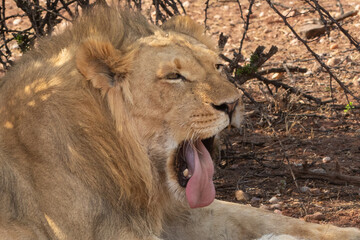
174, 136, 216, 208
175, 137, 215, 187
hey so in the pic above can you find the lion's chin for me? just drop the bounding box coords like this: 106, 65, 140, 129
173, 137, 216, 208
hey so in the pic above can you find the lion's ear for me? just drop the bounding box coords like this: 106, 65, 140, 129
76, 39, 131, 93
162, 16, 216, 51
162, 16, 204, 38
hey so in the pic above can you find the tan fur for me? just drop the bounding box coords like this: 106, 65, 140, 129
0, 5, 359, 240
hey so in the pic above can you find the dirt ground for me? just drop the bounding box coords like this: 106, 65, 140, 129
2, 0, 360, 229
183, 0, 360, 228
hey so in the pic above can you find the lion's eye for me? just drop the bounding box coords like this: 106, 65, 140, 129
215, 64, 224, 72
166, 73, 185, 81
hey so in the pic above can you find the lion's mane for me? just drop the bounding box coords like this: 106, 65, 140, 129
0, 5, 203, 236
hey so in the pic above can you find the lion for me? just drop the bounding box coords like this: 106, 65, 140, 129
0, 4, 359, 240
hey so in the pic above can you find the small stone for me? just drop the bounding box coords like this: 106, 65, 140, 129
235, 190, 250, 202
313, 212, 325, 220
355, 5, 360, 11
229, 164, 239, 169
330, 43, 338, 50
322, 156, 331, 163
299, 23, 325, 39
300, 186, 310, 193
305, 212, 325, 221
264, 28, 271, 33
10, 43, 19, 50
270, 203, 281, 209
310, 188, 321, 194
310, 168, 326, 174
13, 18, 22, 25
182, 1, 190, 8
319, 126, 326, 131
271, 72, 284, 80
223, 5, 229, 11
274, 209, 282, 215
304, 70, 313, 76
269, 196, 279, 204
214, 15, 221, 20
290, 39, 298, 45
219, 160, 227, 168
282, 9, 296, 17
259, 12, 264, 17
355, 129, 360, 137
352, 76, 360, 87
326, 57, 341, 66
260, 204, 270, 210
251, 197, 261, 203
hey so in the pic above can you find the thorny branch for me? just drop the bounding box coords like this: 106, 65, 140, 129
204, 0, 210, 30
254, 74, 323, 104
0, 0, 184, 70
266, 0, 359, 103
228, 0, 255, 73
152, 0, 185, 24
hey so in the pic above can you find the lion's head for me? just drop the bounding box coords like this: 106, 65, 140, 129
75, 11, 241, 209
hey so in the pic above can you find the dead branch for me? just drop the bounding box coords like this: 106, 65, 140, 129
254, 74, 323, 104
250, 46, 278, 70
232, 45, 278, 84
336, 0, 344, 15
222, 44, 316, 103
218, 32, 229, 52
293, 169, 360, 187
204, 0, 210, 30
0, 0, 185, 69
152, 0, 185, 24
257, 67, 307, 76
228, 0, 255, 73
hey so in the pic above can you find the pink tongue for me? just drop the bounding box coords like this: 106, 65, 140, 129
185, 140, 215, 208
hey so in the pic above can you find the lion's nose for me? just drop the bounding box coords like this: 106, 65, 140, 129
212, 99, 239, 119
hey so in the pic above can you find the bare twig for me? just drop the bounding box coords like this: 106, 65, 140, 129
34, 4, 72, 22
257, 67, 307, 76
336, 0, 344, 15
229, 0, 255, 73
293, 169, 360, 187
204, 0, 210, 30
254, 74, 323, 104
218, 32, 229, 52
235, 0, 245, 22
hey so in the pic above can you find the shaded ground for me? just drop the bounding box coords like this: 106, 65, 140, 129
214, 108, 360, 228
2, 0, 360, 229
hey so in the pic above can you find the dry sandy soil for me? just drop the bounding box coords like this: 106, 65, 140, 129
2, 0, 360, 229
